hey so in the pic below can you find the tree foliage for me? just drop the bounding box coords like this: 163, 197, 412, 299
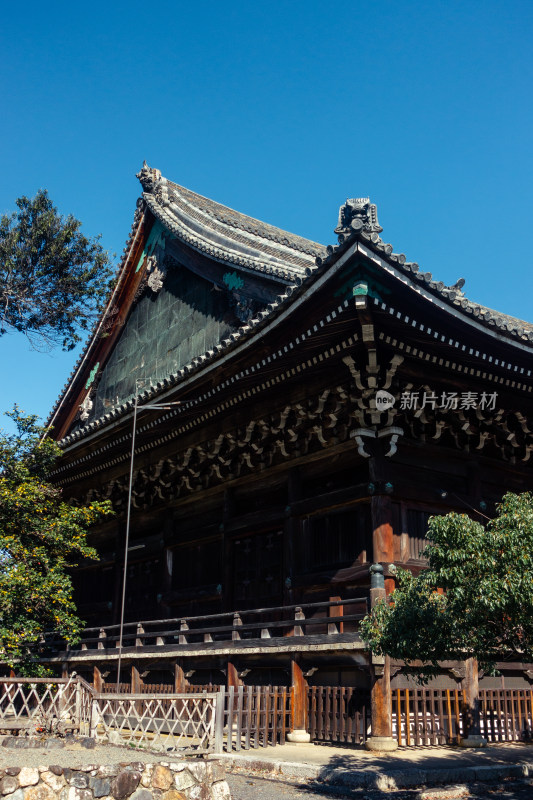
0, 190, 113, 350
0, 409, 113, 674
360, 493, 533, 678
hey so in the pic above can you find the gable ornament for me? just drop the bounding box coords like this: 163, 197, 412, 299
335, 197, 382, 242
146, 255, 167, 293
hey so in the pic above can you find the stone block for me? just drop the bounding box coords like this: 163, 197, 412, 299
0, 776, 18, 796
80, 739, 96, 750
184, 765, 207, 782
41, 771, 66, 792
88, 778, 110, 798
140, 767, 153, 789
18, 769, 39, 788
151, 767, 172, 791
211, 782, 231, 800
173, 772, 196, 792
44, 740, 65, 750
129, 790, 152, 800
25, 784, 57, 800
96, 769, 118, 779
159, 794, 185, 800
110, 771, 141, 800
69, 774, 90, 790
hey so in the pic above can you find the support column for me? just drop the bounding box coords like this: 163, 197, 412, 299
93, 666, 103, 693
227, 661, 242, 690
131, 665, 143, 693
460, 657, 487, 747
365, 563, 398, 752
174, 662, 189, 693
287, 658, 310, 743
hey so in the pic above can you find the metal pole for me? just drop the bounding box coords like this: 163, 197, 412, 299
116, 390, 139, 691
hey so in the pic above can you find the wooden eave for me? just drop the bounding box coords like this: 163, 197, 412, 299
49, 190, 533, 457
50, 240, 532, 491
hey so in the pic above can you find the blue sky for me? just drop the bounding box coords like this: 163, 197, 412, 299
1, 0, 532, 433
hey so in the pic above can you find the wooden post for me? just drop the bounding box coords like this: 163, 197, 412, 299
287, 659, 310, 743
227, 661, 242, 690
328, 596, 343, 634
131, 665, 143, 693
174, 662, 189, 693
365, 563, 398, 751
371, 495, 395, 595
460, 657, 487, 747
93, 666, 103, 693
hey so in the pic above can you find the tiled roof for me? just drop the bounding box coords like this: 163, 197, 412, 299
139, 163, 326, 281
51, 170, 533, 446
317, 229, 533, 341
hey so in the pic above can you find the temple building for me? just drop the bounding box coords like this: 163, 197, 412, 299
45, 163, 533, 746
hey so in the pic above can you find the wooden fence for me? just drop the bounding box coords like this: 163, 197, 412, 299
307, 686, 369, 745
224, 685, 290, 750
480, 689, 533, 743
392, 688, 533, 746
102, 682, 287, 751
93, 681, 533, 749
91, 691, 217, 753
392, 688, 459, 746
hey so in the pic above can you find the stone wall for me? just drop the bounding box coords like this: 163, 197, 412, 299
0, 762, 230, 800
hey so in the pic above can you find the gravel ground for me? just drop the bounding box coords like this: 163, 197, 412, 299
0, 737, 191, 769
226, 773, 533, 800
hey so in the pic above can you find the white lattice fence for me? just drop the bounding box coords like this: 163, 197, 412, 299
0, 676, 92, 735
90, 692, 218, 753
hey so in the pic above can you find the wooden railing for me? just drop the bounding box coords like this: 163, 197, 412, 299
64, 597, 368, 653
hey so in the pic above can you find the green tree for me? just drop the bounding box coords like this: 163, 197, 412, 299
0, 409, 113, 674
0, 190, 113, 351
360, 493, 533, 678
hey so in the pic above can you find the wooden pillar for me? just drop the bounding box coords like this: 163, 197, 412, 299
62, 663, 69, 680
131, 665, 143, 693
287, 658, 310, 743
227, 661, 242, 690
174, 662, 189, 693
365, 563, 397, 751
370, 495, 395, 595
460, 657, 487, 747
93, 666, 103, 693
